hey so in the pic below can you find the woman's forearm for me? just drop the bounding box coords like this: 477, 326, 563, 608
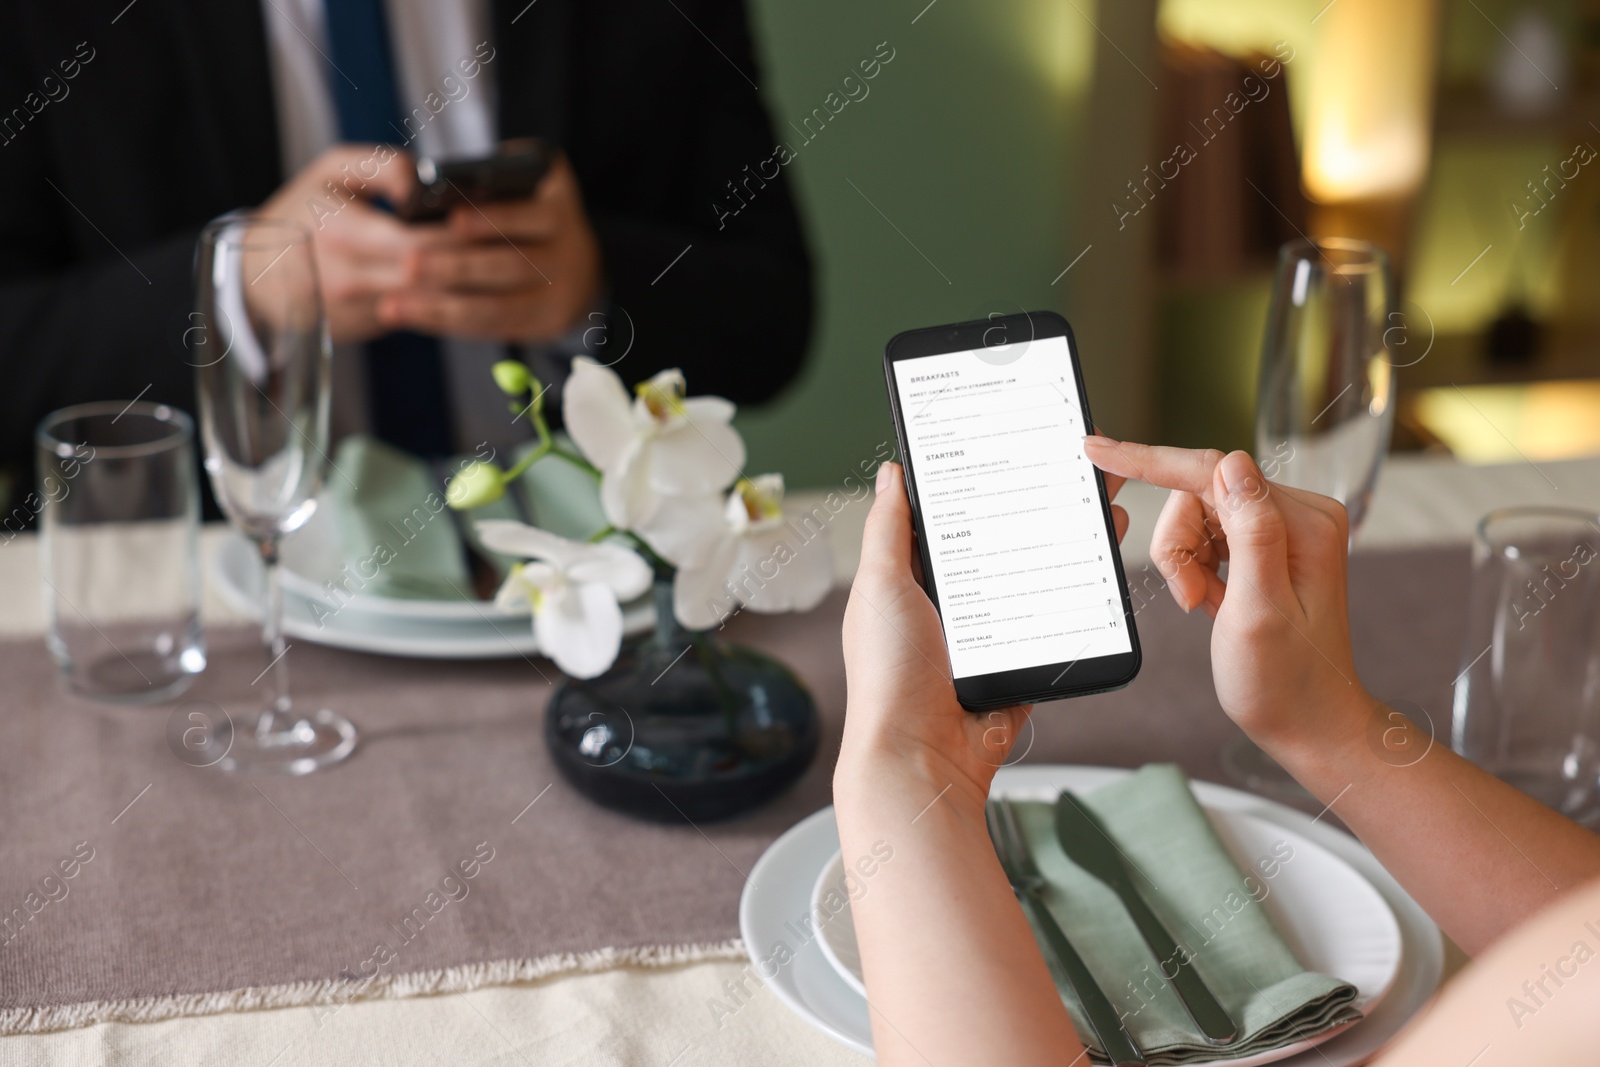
834, 748, 1083, 1067
1268, 694, 1600, 955
1371, 872, 1600, 1066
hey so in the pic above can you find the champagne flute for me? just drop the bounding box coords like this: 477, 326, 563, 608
194, 215, 357, 774
1222, 238, 1397, 798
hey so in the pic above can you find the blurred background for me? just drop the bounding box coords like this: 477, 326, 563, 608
736, 0, 1600, 487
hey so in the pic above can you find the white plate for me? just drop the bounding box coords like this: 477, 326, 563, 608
741, 765, 1444, 1063
807, 807, 1398, 1067
213, 533, 653, 660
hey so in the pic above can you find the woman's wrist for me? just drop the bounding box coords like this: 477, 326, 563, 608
1253, 688, 1385, 795
835, 720, 992, 821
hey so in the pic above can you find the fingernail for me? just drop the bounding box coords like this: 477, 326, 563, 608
1219, 452, 1262, 503
876, 462, 893, 492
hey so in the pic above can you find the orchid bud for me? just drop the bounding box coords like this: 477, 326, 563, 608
491, 360, 534, 397
446, 460, 506, 510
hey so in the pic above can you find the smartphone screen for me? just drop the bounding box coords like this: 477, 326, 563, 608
884, 312, 1139, 708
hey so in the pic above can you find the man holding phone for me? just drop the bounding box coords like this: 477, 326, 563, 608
256, 145, 601, 369
0, 0, 813, 486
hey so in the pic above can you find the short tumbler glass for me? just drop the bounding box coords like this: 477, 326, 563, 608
1452, 507, 1600, 825
36, 401, 206, 703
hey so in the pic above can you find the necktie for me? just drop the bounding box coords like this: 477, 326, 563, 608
323, 0, 455, 458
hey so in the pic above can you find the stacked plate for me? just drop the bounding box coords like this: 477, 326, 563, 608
741, 765, 1445, 1064
210, 501, 652, 660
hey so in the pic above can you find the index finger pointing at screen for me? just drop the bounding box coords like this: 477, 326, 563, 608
1083, 436, 1297, 612
1082, 436, 1224, 502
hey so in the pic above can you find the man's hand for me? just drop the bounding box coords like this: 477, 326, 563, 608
256, 145, 440, 344
377, 154, 603, 343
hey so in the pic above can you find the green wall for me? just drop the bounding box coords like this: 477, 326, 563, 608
735, 0, 1096, 488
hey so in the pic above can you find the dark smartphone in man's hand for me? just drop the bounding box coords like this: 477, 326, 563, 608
883, 311, 1141, 711
397, 137, 555, 222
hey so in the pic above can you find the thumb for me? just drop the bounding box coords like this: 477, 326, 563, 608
1210, 451, 1294, 609
859, 462, 915, 584
314, 145, 418, 208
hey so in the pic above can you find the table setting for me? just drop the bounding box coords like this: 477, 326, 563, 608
4, 220, 1599, 1067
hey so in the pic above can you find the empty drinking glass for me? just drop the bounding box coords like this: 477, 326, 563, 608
193, 214, 357, 774
1452, 507, 1600, 826
36, 401, 206, 702
1255, 238, 1396, 530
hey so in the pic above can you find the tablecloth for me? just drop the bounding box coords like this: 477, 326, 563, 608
2, 453, 1583, 1065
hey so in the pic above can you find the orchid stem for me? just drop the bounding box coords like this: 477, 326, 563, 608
498, 400, 601, 488
587, 525, 617, 544
548, 445, 601, 480
620, 530, 672, 574
501, 442, 546, 483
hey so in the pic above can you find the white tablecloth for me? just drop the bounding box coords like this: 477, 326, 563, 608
3, 452, 1586, 1065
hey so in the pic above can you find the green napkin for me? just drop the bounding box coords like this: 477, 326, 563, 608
325, 434, 610, 603
326, 436, 477, 601
1013, 765, 1362, 1065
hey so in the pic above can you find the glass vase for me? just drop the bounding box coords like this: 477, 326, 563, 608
545, 574, 820, 821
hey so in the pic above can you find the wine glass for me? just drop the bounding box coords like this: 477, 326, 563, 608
1221, 238, 1397, 798
193, 215, 357, 774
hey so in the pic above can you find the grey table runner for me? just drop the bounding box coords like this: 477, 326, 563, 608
0, 547, 1470, 1032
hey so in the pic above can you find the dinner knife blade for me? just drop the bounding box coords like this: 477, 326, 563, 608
1054, 791, 1238, 1045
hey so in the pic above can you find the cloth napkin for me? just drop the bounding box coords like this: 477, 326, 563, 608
326, 436, 472, 600
1012, 764, 1362, 1065
325, 435, 610, 602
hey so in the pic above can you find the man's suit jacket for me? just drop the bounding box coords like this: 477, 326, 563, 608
0, 0, 813, 492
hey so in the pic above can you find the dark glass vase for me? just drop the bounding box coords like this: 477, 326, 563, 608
545, 576, 819, 822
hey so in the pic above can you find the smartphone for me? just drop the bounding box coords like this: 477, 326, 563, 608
398, 138, 555, 222
883, 311, 1141, 710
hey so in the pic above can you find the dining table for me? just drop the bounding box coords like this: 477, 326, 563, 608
1, 449, 1595, 1066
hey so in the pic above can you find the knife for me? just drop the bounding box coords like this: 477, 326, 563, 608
1054, 792, 1238, 1045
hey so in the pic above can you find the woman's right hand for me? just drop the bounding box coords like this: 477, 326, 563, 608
1082, 437, 1378, 760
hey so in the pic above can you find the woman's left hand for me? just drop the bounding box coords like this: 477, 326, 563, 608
836, 460, 1127, 809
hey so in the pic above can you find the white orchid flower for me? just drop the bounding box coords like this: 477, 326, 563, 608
477, 520, 653, 680
674, 475, 834, 631
563, 359, 746, 553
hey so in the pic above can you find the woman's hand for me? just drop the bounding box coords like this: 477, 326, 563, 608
1085, 436, 1600, 954
835, 461, 1128, 810
834, 460, 1099, 1067
1081, 437, 1375, 760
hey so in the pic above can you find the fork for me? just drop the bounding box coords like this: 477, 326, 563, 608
988, 798, 1147, 1066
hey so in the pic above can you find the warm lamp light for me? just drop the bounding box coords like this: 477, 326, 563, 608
1301, 0, 1439, 203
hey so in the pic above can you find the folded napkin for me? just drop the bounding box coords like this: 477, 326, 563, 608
325, 435, 609, 602
327, 436, 472, 600
1013, 765, 1362, 1065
